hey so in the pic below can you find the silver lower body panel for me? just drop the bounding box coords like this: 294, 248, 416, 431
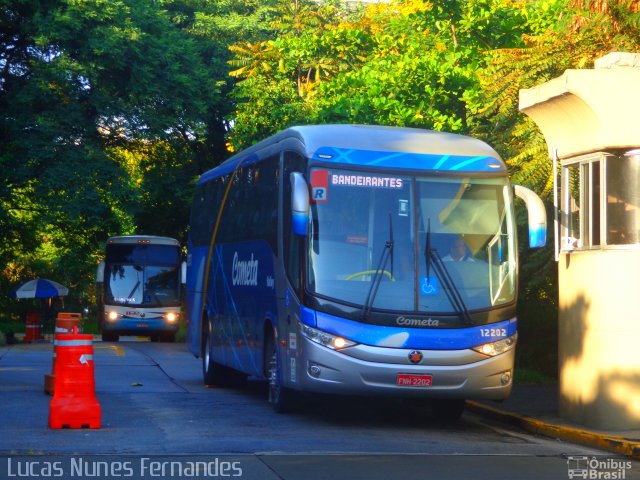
293, 336, 514, 401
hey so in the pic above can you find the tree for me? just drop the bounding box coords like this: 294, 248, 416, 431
315, 0, 535, 131
0, 0, 274, 315
227, 0, 366, 150
227, 0, 548, 147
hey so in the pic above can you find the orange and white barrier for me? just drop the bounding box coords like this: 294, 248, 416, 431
24, 311, 42, 343
49, 327, 101, 429
45, 312, 83, 395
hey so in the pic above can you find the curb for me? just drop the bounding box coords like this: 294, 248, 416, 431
467, 401, 640, 460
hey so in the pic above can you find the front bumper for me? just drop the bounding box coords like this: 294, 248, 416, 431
293, 335, 514, 401
102, 317, 178, 335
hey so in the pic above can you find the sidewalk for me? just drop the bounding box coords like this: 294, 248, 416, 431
468, 383, 640, 459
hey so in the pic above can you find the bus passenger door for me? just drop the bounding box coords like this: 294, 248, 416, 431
278, 152, 308, 389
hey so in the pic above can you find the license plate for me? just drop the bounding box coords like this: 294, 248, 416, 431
136, 323, 149, 328
396, 373, 433, 387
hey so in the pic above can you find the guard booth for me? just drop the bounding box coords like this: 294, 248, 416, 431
519, 52, 640, 429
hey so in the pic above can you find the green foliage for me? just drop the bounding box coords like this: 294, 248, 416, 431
0, 0, 273, 314
228, 0, 545, 143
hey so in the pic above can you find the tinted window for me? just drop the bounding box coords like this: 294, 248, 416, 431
217, 156, 279, 250
106, 244, 179, 266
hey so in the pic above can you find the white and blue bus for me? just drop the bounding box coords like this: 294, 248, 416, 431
97, 235, 185, 342
186, 125, 546, 418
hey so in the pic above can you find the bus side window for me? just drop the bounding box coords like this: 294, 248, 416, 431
283, 151, 307, 292
254, 156, 279, 252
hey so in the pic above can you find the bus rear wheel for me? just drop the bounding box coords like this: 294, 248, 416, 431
265, 331, 295, 414
201, 322, 233, 386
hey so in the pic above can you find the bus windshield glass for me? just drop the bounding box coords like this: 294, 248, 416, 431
307, 168, 516, 315
105, 245, 180, 307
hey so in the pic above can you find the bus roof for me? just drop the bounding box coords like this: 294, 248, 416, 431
199, 125, 506, 184
107, 235, 180, 247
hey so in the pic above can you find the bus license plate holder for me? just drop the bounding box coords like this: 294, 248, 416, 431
396, 373, 433, 387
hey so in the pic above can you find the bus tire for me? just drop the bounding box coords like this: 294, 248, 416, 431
265, 329, 295, 414
431, 399, 466, 422
201, 320, 230, 386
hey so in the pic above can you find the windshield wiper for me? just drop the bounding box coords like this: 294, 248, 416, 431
126, 280, 141, 304
362, 214, 394, 320
424, 219, 472, 324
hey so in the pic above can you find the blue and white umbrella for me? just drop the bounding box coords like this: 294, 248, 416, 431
11, 278, 69, 299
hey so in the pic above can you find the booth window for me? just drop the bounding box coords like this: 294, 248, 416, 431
561, 163, 581, 248
583, 161, 601, 247
606, 153, 640, 246
561, 151, 640, 251
561, 156, 601, 250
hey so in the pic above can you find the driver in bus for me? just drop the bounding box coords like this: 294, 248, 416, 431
442, 237, 475, 262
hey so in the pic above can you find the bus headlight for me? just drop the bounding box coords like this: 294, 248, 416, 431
472, 333, 517, 357
165, 312, 178, 323
107, 311, 119, 322
301, 324, 356, 350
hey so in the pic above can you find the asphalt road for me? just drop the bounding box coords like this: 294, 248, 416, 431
1, 340, 637, 480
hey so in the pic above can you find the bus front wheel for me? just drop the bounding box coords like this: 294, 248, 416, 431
202, 323, 229, 386
265, 330, 295, 414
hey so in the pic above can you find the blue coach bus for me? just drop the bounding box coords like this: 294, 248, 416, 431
97, 235, 185, 342
186, 125, 546, 418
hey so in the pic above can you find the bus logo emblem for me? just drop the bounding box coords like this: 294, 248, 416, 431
311, 170, 329, 203
408, 351, 423, 364
312, 187, 327, 201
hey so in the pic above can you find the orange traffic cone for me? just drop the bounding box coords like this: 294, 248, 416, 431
49, 327, 101, 429
45, 313, 83, 395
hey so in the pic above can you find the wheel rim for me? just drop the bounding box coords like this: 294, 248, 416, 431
204, 333, 211, 374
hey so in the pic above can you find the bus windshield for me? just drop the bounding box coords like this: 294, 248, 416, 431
307, 168, 516, 315
104, 245, 181, 307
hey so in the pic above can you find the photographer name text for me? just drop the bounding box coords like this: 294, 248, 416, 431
6, 457, 243, 478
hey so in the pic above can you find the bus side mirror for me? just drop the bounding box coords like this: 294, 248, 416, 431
514, 185, 547, 248
181, 261, 187, 284
290, 172, 309, 236
96, 261, 105, 282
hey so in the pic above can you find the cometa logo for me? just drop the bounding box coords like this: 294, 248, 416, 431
232, 252, 259, 286
396, 316, 439, 327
